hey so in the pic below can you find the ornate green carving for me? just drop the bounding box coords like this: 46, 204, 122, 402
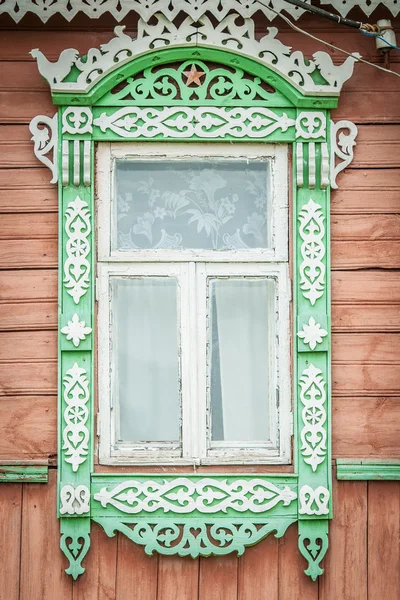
94, 517, 296, 558
298, 520, 329, 581
99, 60, 290, 107
60, 518, 91, 580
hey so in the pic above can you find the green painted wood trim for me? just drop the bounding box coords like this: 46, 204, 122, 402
0, 465, 48, 483
51, 47, 339, 109
336, 460, 400, 480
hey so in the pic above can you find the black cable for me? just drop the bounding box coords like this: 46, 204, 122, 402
279, 0, 363, 29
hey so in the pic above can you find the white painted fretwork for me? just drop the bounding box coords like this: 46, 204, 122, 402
62, 362, 90, 472
299, 363, 327, 472
298, 199, 326, 306
61, 313, 92, 347
64, 195, 91, 305
29, 114, 58, 184
297, 317, 328, 351
94, 478, 297, 514
299, 484, 330, 516
93, 106, 295, 139
321, 142, 330, 188
295, 112, 326, 140
29, 18, 359, 97
62, 107, 93, 135
60, 484, 90, 515
330, 119, 358, 189
4, 0, 398, 23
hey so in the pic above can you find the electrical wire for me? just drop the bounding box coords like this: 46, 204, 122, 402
279, 0, 363, 28
255, 0, 400, 80
360, 28, 400, 52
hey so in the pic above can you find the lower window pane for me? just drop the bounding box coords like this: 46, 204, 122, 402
209, 278, 275, 443
112, 276, 180, 443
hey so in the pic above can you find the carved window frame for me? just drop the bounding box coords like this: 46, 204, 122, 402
29, 16, 358, 582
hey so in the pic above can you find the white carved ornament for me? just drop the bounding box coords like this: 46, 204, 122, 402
297, 317, 328, 351
64, 195, 91, 305
61, 313, 92, 347
331, 119, 358, 189
4, 0, 397, 24
299, 484, 330, 516
298, 198, 326, 306
63, 362, 90, 472
62, 107, 93, 135
93, 106, 295, 139
29, 18, 360, 96
94, 478, 297, 514
295, 112, 326, 140
299, 363, 327, 472
60, 484, 90, 515
29, 114, 58, 184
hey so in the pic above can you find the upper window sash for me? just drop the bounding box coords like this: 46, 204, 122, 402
96, 142, 288, 263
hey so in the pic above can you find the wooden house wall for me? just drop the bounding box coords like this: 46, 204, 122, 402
0, 10, 399, 599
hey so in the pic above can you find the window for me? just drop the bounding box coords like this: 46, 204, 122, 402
97, 142, 291, 465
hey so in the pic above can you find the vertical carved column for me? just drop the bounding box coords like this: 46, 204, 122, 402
294, 110, 331, 580
58, 107, 94, 578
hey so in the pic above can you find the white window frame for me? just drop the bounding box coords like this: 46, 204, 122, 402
96, 142, 291, 465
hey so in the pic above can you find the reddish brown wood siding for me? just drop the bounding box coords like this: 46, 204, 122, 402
0, 10, 399, 599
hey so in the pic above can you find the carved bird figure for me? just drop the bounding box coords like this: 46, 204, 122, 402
312, 51, 361, 88
99, 26, 133, 55
29, 48, 79, 85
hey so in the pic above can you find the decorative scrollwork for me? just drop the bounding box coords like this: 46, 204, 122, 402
62, 107, 93, 135
63, 363, 90, 473
30, 17, 360, 96
107, 60, 276, 105
297, 317, 328, 351
295, 112, 326, 139
60, 528, 90, 580
64, 196, 91, 305
298, 198, 325, 306
330, 119, 358, 189
29, 114, 58, 183
299, 485, 330, 516
299, 527, 329, 581
93, 106, 295, 140
61, 313, 92, 348
93, 478, 297, 514
60, 484, 90, 515
299, 363, 327, 472
94, 517, 296, 558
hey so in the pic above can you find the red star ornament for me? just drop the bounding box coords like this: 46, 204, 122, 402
183, 64, 205, 86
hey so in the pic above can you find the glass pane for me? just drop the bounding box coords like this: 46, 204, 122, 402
208, 278, 275, 442
112, 277, 180, 443
114, 159, 271, 250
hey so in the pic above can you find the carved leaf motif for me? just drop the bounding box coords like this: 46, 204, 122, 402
299, 363, 327, 471
62, 362, 90, 472
64, 196, 91, 304
298, 199, 325, 306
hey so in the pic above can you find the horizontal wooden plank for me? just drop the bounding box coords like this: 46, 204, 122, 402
0, 395, 56, 459
0, 213, 57, 239
333, 363, 400, 396
333, 396, 400, 457
0, 239, 57, 269
331, 240, 400, 269
0, 302, 56, 331
331, 169, 400, 215
351, 125, 400, 169
0, 361, 57, 395
336, 460, 400, 480
0, 91, 54, 124
332, 214, 400, 241
0, 331, 56, 361
333, 91, 400, 124
332, 305, 400, 332
0, 465, 48, 483
0, 169, 57, 213
332, 334, 400, 364
0, 269, 57, 301
332, 271, 400, 304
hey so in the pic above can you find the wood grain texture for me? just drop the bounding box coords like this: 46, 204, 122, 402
368, 482, 400, 599
332, 271, 400, 304
333, 397, 400, 458
331, 240, 400, 270
0, 396, 57, 459
158, 556, 199, 600
0, 239, 57, 269
0, 212, 57, 239
0, 483, 22, 600
115, 535, 158, 600
0, 169, 57, 213
319, 479, 367, 600
0, 301, 57, 331
0, 270, 57, 301
198, 554, 238, 600
331, 170, 400, 215
72, 523, 117, 600
19, 469, 73, 600
0, 361, 57, 395
237, 535, 278, 600
332, 307, 400, 332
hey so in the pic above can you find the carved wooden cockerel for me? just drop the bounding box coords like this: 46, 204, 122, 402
30, 48, 79, 85
312, 51, 361, 88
